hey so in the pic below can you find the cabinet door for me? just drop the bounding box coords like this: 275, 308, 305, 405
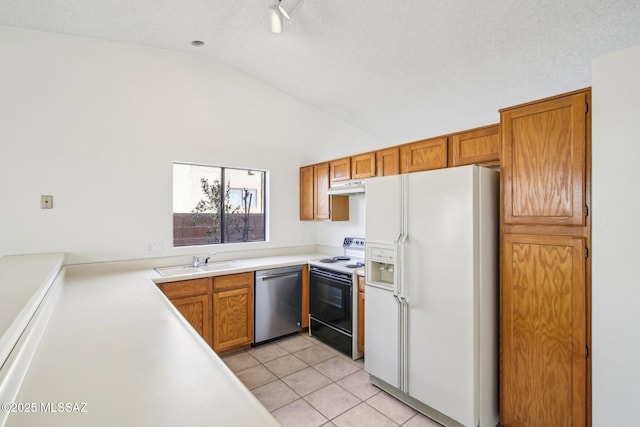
357, 276, 365, 355
161, 278, 212, 347
314, 163, 330, 220
376, 147, 400, 176
400, 137, 448, 173
300, 165, 314, 221
170, 294, 212, 347
330, 157, 352, 183
501, 92, 587, 226
213, 273, 254, 353
450, 124, 500, 167
313, 162, 349, 221
352, 153, 376, 179
501, 234, 586, 427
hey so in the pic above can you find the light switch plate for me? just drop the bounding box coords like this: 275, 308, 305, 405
40, 195, 53, 209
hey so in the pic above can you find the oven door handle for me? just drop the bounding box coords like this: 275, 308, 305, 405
309, 268, 353, 286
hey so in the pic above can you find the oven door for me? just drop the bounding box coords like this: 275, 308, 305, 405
309, 266, 353, 333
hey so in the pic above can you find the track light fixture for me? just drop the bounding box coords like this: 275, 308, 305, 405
269, 4, 283, 34
278, 0, 305, 20
269, 0, 305, 34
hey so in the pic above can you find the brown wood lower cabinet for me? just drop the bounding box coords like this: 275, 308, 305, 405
159, 273, 254, 353
357, 275, 365, 355
501, 233, 587, 427
159, 277, 213, 347
213, 272, 254, 353
172, 294, 212, 346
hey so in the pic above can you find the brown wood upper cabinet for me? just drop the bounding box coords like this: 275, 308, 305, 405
159, 278, 213, 347
501, 91, 588, 226
299, 165, 314, 221
450, 124, 500, 167
213, 272, 254, 353
299, 163, 349, 221
400, 137, 448, 173
330, 157, 351, 183
314, 163, 331, 220
376, 147, 400, 176
351, 152, 376, 179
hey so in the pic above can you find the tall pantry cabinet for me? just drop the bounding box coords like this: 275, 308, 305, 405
499, 89, 591, 427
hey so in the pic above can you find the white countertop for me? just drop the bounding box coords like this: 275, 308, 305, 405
152, 253, 328, 283
1, 253, 335, 427
0, 253, 64, 369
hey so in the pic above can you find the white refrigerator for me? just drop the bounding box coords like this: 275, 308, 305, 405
364, 165, 499, 427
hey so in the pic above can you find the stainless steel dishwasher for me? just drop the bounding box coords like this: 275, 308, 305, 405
254, 265, 303, 344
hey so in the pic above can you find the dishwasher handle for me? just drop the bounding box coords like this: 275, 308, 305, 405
255, 265, 303, 280
257, 272, 301, 281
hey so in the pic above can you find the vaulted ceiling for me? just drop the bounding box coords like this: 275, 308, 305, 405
2, 0, 640, 143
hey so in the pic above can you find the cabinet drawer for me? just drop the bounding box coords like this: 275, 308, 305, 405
161, 278, 210, 298
214, 272, 254, 292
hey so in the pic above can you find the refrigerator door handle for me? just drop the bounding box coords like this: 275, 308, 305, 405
400, 297, 409, 393
393, 293, 403, 390
398, 234, 408, 300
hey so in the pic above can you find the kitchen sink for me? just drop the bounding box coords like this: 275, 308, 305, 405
198, 261, 242, 271
155, 260, 244, 277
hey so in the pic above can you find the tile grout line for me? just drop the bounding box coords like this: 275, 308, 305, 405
225, 333, 436, 427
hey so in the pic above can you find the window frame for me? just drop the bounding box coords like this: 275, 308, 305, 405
172, 161, 268, 247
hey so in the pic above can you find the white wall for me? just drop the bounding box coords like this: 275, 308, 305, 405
0, 26, 384, 263
316, 194, 366, 247
592, 45, 640, 425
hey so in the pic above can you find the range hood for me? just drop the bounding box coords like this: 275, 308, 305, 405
327, 181, 365, 195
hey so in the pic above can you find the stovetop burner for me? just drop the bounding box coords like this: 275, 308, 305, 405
345, 262, 365, 268
310, 237, 366, 274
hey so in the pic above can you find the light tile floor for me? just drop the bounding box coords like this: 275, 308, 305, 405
223, 333, 442, 427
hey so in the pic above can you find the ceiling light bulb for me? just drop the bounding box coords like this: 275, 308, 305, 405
278, 0, 304, 20
269, 4, 283, 33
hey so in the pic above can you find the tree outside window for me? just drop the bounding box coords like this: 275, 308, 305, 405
173, 163, 266, 246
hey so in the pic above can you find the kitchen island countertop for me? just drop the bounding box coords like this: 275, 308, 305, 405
0, 253, 326, 426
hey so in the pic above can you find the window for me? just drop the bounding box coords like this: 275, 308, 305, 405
173, 162, 266, 246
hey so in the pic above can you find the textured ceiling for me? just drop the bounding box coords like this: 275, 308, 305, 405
1, 0, 640, 144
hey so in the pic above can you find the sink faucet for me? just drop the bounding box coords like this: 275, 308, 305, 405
192, 256, 201, 267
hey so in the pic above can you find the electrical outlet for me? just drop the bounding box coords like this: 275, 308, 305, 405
40, 195, 53, 209
145, 242, 164, 255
